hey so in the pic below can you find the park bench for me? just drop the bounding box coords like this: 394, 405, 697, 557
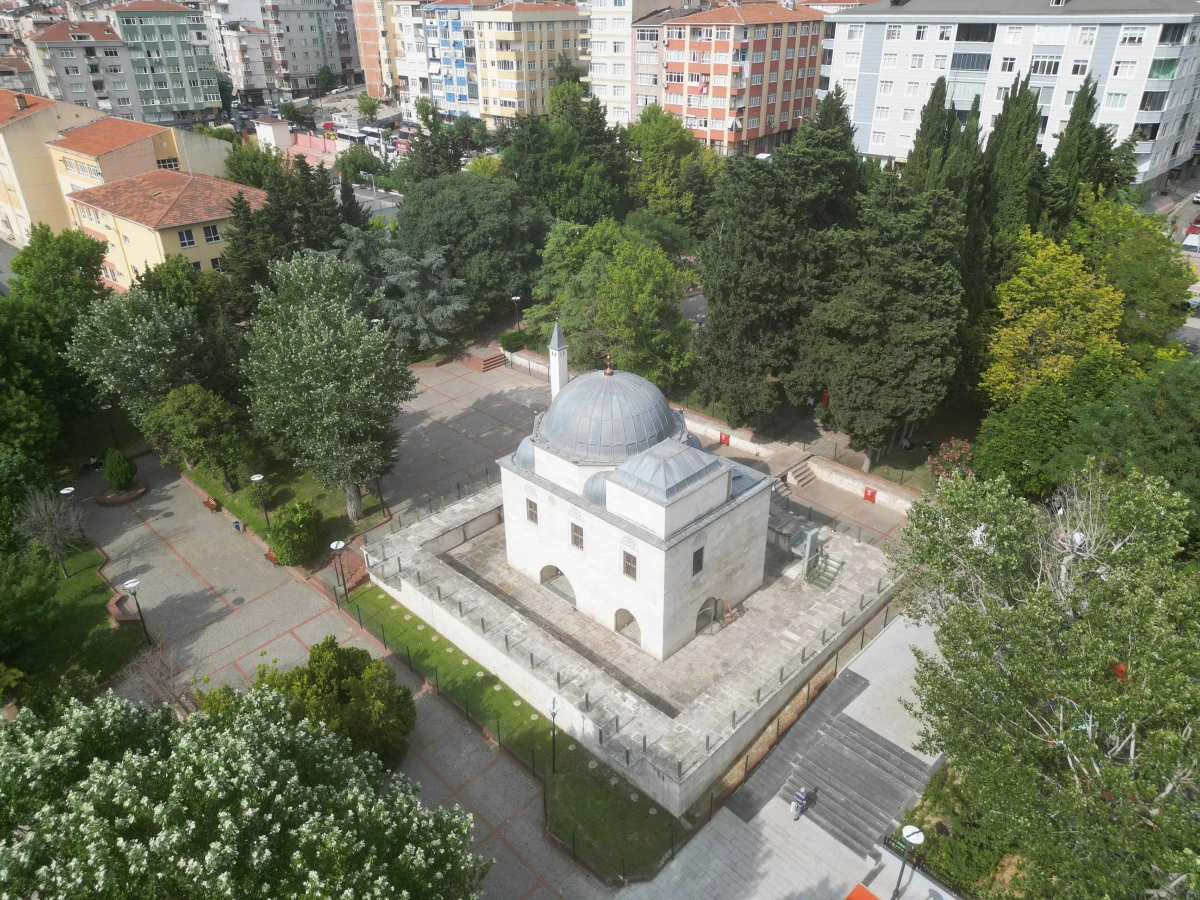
264, 550, 280, 567
202, 497, 220, 513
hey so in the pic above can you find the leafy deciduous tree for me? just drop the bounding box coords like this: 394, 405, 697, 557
142, 385, 248, 491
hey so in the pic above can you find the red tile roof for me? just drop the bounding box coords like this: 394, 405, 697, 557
29, 20, 122, 42
667, 3, 823, 24
0, 54, 30, 73
0, 89, 56, 125
109, 0, 199, 11
49, 117, 166, 157
68, 170, 268, 228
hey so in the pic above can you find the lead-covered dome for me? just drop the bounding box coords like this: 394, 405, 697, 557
535, 370, 684, 464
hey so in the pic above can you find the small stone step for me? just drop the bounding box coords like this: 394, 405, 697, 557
824, 715, 931, 792
479, 353, 506, 372
803, 741, 915, 817
783, 755, 898, 836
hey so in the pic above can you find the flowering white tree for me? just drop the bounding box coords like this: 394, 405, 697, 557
0, 689, 488, 899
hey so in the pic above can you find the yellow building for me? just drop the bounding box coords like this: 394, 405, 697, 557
67, 169, 266, 289
475, 1, 589, 128
47, 117, 232, 228
0, 89, 103, 245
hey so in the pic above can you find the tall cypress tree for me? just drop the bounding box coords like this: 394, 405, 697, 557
1042, 74, 1100, 237
942, 96, 990, 322
984, 75, 1046, 284
807, 170, 966, 469
904, 77, 951, 193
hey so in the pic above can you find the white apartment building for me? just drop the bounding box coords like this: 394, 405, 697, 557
352, 0, 429, 119
214, 21, 273, 105
589, 0, 680, 126
825, 0, 1200, 190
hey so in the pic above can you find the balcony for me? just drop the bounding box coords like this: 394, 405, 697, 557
1133, 139, 1156, 154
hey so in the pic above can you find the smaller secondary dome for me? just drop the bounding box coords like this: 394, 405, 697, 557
513, 436, 535, 470
535, 369, 684, 464
608, 442, 726, 503
582, 471, 609, 506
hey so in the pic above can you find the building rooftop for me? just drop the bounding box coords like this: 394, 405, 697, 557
109, 0, 199, 12
48, 117, 165, 157
29, 20, 121, 41
0, 54, 30, 72
68, 170, 267, 228
667, 3, 823, 24
480, 1, 581, 12
0, 89, 55, 125
633, 5, 686, 26
835, 0, 1200, 17
253, 116, 287, 124
608, 441, 728, 504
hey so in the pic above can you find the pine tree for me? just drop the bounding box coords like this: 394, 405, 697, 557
940, 97, 991, 324
904, 77, 951, 193
339, 175, 369, 229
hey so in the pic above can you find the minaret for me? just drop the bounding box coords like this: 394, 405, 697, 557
549, 321, 568, 399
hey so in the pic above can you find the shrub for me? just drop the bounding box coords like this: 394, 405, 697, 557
268, 499, 322, 565
925, 438, 973, 484
102, 448, 137, 491
498, 329, 526, 353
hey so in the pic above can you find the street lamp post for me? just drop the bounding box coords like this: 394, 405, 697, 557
330, 540, 348, 607
250, 474, 270, 533
511, 295, 522, 331
892, 824, 925, 899
99, 402, 119, 450
547, 695, 561, 775
122, 578, 152, 645
59, 486, 87, 542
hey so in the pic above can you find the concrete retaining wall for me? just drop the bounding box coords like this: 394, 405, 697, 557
808, 457, 921, 514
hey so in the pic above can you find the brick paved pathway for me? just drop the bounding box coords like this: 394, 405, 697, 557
77, 454, 613, 900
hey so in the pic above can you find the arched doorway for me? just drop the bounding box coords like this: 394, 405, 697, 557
615, 608, 640, 645
696, 597, 719, 635
539, 565, 576, 607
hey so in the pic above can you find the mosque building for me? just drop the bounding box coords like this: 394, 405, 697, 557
499, 324, 772, 661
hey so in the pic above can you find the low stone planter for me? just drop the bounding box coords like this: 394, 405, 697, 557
94, 482, 148, 506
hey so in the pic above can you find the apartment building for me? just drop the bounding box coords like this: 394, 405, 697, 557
420, 0, 490, 119
631, 6, 684, 110
47, 115, 229, 212
213, 21, 272, 104
590, 0, 684, 125
104, 1, 220, 124
0, 6, 62, 40
659, 3, 824, 156
0, 52, 38, 93
66, 168, 266, 287
261, 0, 360, 97
824, 0, 1200, 190
0, 89, 102, 244
353, 0, 428, 119
475, 1, 588, 126
26, 20, 144, 118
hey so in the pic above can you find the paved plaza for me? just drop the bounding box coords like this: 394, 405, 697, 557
448, 524, 891, 714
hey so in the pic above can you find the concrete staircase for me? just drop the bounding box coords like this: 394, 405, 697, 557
457, 346, 506, 372
786, 457, 817, 490
779, 712, 931, 859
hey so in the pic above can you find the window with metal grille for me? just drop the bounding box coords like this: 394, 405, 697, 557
571, 523, 583, 549
692, 546, 704, 575
623, 551, 637, 580
526, 499, 538, 523
951, 53, 991, 71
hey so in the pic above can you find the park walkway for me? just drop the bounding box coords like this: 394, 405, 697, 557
76, 454, 612, 900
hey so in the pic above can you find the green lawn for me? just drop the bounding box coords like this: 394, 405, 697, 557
186, 460, 387, 556
348, 583, 686, 881
7, 547, 146, 701
866, 400, 986, 494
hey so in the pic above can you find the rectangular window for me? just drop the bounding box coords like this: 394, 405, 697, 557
1161, 23, 1188, 46
875, 106, 889, 119
1030, 55, 1060, 75
751, 73, 763, 85
950, 53, 990, 71
1149, 58, 1178, 79
70, 83, 85, 93
65, 66, 80, 75
64, 158, 77, 173
526, 499, 538, 524
915, 25, 928, 41
623, 551, 637, 580
772, 25, 782, 38
882, 53, 897, 69
571, 522, 583, 549
910, 53, 923, 69
1005, 25, 1022, 44
1112, 60, 1136, 78
886, 24, 901, 40
1077, 25, 1097, 45
843, 50, 860, 68
934, 55, 947, 70
211, 257, 224, 272
956, 23, 997, 43
771, 48, 779, 61
60, 48, 75, 58
905, 81, 919, 97
938, 25, 952, 41
1104, 92, 1127, 110
879, 80, 893, 95
754, 26, 766, 40
1141, 90, 1167, 111
203, 224, 220, 242
871, 130, 885, 145
1071, 59, 1088, 76
692, 546, 704, 575
752, 50, 764, 63
902, 108, 916, 123
178, 229, 195, 248
1001, 56, 1015, 72
156, 157, 179, 169
1119, 26, 1146, 46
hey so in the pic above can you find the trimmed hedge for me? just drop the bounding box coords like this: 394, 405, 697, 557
268, 499, 322, 565
102, 448, 136, 491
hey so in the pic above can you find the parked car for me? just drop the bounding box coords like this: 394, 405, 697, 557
331, 85, 350, 94
1184, 231, 1200, 252
1193, 191, 1200, 203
